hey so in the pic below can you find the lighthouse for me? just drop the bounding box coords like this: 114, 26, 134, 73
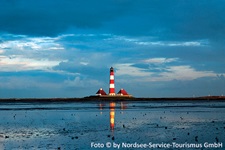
109, 67, 116, 95
93, 67, 133, 98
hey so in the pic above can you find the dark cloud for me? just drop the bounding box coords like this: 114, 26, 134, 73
106, 0, 225, 40
0, 0, 132, 36
1, 0, 225, 40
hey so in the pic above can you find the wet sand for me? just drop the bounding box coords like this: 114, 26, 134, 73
0, 100, 224, 149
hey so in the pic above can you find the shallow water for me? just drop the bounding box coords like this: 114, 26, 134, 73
0, 100, 224, 150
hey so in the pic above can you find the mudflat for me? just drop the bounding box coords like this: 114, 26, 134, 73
0, 100, 224, 149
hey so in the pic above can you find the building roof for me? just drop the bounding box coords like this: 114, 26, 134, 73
117, 88, 129, 95
96, 88, 107, 95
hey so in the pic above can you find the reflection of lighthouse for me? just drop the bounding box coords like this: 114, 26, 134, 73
98, 102, 127, 131
109, 102, 115, 130
109, 67, 115, 95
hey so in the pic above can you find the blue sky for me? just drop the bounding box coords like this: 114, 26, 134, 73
0, 0, 225, 98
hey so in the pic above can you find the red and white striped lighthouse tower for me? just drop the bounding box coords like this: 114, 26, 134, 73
109, 67, 116, 95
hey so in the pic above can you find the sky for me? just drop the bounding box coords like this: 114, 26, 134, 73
0, 0, 225, 98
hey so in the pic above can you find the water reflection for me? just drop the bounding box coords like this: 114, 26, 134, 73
109, 102, 115, 130
99, 103, 104, 115
99, 102, 127, 131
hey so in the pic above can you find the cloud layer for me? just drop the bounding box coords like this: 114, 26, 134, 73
1, 0, 225, 39
0, 1, 225, 98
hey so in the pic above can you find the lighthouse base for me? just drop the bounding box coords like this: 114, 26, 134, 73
108, 93, 116, 96
93, 94, 133, 98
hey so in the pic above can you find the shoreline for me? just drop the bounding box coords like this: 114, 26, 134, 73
0, 96, 225, 103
